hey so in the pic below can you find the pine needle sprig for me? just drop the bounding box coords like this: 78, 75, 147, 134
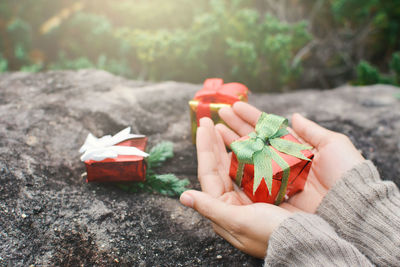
146, 141, 174, 171
117, 141, 190, 197
144, 174, 190, 197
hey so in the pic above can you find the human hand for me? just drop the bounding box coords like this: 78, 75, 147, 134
180, 117, 298, 258
216, 102, 365, 213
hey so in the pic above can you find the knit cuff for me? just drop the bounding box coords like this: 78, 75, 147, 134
317, 160, 381, 219
316, 160, 400, 266
317, 160, 384, 220
265, 213, 372, 267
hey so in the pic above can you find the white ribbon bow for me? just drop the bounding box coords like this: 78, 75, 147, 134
79, 127, 149, 161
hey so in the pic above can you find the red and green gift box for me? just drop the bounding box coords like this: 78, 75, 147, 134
79, 127, 149, 183
189, 78, 249, 143
229, 113, 313, 205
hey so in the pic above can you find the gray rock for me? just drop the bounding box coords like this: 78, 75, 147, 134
0, 70, 399, 266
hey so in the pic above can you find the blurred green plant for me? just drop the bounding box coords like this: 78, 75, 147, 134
0, 54, 8, 72
390, 52, 400, 85
355, 52, 400, 86
331, 0, 400, 58
0, 0, 399, 90
5, 18, 34, 69
115, 0, 310, 90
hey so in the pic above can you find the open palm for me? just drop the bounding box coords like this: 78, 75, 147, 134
188, 116, 295, 258
216, 102, 364, 212
180, 102, 364, 258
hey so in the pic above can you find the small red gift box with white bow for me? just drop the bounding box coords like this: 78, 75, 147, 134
79, 127, 149, 182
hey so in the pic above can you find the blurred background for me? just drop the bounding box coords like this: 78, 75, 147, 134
0, 0, 399, 91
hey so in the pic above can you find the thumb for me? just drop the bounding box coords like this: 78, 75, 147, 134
292, 113, 333, 148
180, 190, 234, 225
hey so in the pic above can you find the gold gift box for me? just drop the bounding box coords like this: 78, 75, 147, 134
189, 92, 248, 143
189, 101, 230, 143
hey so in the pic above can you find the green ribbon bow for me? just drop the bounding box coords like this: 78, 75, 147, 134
231, 113, 312, 205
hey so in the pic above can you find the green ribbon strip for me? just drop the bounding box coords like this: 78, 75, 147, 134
231, 113, 312, 205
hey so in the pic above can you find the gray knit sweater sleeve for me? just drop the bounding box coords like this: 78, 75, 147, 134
265, 160, 400, 266
316, 160, 400, 266
265, 213, 373, 266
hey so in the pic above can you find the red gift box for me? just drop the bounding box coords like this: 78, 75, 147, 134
189, 78, 249, 143
84, 137, 148, 182
229, 134, 313, 204
192, 78, 249, 124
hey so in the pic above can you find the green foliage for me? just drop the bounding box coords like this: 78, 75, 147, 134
115, 1, 310, 89
123, 174, 190, 197
20, 63, 43, 73
48, 52, 133, 77
146, 142, 174, 170
0, 0, 310, 90
390, 52, 400, 84
331, 0, 400, 53
49, 55, 96, 70
118, 141, 189, 197
355, 52, 400, 86
329, 0, 400, 87
1, 0, 399, 90
3, 18, 34, 69
355, 61, 382, 85
0, 55, 8, 73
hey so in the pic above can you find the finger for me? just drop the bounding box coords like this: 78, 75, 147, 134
215, 127, 230, 172
215, 123, 240, 147
199, 118, 232, 192
180, 191, 247, 253
214, 127, 234, 192
198, 118, 232, 194
287, 127, 303, 143
288, 126, 317, 155
180, 190, 237, 228
292, 113, 333, 148
196, 125, 225, 197
218, 106, 254, 136
287, 127, 314, 149
232, 102, 262, 127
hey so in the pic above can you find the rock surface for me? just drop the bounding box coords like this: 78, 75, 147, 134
0, 70, 399, 266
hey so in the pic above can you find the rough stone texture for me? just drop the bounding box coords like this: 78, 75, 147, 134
0, 70, 399, 266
